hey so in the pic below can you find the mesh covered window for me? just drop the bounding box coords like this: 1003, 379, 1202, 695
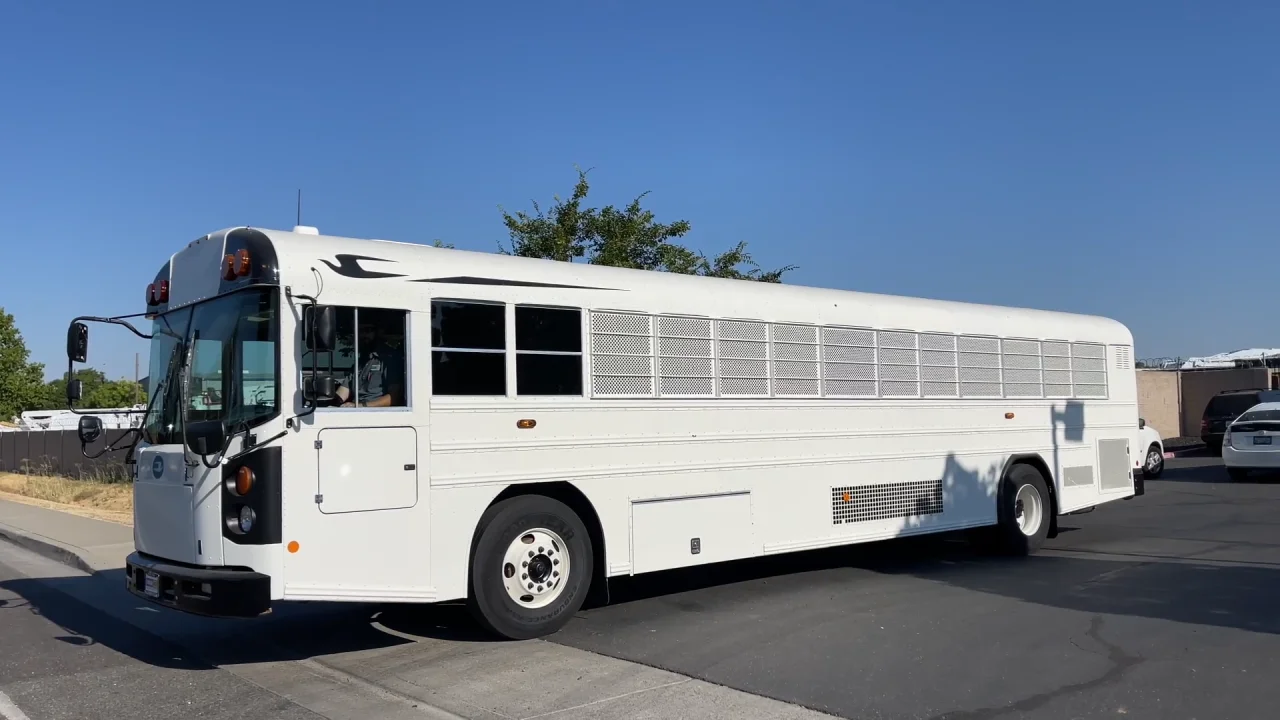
958, 335, 1002, 397
658, 315, 714, 397
771, 324, 819, 396
718, 319, 770, 396
1071, 342, 1108, 398
920, 333, 958, 397
590, 311, 654, 397
877, 331, 919, 397
822, 326, 876, 397
1000, 338, 1042, 398
1042, 341, 1073, 397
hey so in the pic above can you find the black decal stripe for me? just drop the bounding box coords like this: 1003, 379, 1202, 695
410, 276, 621, 290
320, 254, 406, 279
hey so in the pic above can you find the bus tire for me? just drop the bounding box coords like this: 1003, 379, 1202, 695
467, 494, 594, 640
983, 463, 1051, 556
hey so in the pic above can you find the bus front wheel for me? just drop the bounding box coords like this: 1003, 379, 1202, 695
467, 494, 594, 640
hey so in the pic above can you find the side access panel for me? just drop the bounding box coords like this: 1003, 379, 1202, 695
631, 492, 755, 574
317, 426, 418, 514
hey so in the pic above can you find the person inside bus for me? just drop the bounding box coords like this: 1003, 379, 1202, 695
334, 310, 406, 408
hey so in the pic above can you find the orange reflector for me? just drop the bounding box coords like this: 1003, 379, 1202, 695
235, 466, 255, 495
235, 248, 251, 276
287, 541, 300, 554
517, 419, 536, 429
842, 492, 852, 502
222, 254, 236, 280
1005, 412, 1015, 419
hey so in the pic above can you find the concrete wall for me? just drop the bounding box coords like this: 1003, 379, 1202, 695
1136, 370, 1180, 439
1178, 368, 1272, 437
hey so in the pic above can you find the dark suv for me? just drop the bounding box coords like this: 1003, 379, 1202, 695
1201, 389, 1280, 455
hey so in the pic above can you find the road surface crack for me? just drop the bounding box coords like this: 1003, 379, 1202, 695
925, 615, 1143, 720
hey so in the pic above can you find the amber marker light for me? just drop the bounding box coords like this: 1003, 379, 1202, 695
1005, 412, 1015, 419
287, 541, 300, 554
234, 466, 255, 495
517, 419, 537, 429
235, 248, 251, 276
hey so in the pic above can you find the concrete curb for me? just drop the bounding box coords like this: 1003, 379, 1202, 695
0, 520, 97, 575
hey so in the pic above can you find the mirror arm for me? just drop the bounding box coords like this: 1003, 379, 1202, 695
71, 314, 154, 341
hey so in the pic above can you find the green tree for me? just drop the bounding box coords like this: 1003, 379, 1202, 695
0, 308, 48, 421
498, 168, 795, 282
42, 368, 145, 410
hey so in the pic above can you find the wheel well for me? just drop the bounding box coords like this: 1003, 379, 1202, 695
1004, 454, 1059, 537
488, 482, 608, 605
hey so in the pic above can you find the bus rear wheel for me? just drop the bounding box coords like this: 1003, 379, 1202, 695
977, 463, 1051, 555
467, 494, 594, 640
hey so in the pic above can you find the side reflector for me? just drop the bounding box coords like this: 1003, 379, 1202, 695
287, 541, 300, 554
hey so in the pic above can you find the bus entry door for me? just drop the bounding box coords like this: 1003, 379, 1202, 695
316, 426, 419, 514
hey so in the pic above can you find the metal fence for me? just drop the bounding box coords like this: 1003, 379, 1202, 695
0, 430, 135, 480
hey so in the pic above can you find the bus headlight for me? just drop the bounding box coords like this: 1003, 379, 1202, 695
238, 506, 256, 534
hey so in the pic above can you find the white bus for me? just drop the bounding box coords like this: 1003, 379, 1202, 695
66, 226, 1143, 639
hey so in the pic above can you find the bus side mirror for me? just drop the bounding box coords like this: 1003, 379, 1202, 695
306, 305, 337, 352
303, 375, 337, 402
67, 322, 88, 363
78, 415, 103, 445
67, 379, 83, 403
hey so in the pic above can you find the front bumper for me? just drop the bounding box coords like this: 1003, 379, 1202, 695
125, 551, 271, 618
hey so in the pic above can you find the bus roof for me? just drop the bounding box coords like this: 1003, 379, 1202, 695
247, 226, 1131, 346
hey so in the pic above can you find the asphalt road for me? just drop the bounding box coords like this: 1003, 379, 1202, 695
2, 456, 1277, 720
550, 456, 1280, 718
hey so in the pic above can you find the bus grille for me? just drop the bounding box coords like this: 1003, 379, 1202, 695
831, 480, 945, 525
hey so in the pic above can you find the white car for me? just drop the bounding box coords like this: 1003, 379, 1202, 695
1222, 401, 1280, 481
1136, 418, 1164, 479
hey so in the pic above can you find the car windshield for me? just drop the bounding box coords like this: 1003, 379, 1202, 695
141, 288, 279, 446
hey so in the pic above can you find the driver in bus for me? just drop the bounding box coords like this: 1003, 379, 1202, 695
334, 314, 404, 408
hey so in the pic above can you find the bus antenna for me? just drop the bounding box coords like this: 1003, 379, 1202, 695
296, 189, 302, 226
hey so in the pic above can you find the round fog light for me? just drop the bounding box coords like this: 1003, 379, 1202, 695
238, 506, 256, 534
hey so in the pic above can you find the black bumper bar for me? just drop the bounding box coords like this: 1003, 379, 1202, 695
125, 552, 271, 618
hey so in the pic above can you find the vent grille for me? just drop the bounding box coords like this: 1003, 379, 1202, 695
832, 480, 944, 524
1114, 345, 1133, 370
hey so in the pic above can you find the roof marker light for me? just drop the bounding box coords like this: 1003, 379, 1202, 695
235, 248, 251, 276
222, 254, 236, 281
146, 283, 156, 306
157, 280, 169, 303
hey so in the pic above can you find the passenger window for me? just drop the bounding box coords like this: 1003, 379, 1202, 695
516, 306, 582, 396
431, 301, 506, 395
302, 306, 408, 408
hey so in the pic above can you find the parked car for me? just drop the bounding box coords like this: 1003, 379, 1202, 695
1201, 389, 1280, 455
1222, 402, 1280, 481
1136, 418, 1164, 478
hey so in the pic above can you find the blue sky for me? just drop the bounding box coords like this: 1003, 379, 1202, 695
3, 1, 1277, 381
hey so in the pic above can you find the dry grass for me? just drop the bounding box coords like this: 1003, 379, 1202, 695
0, 472, 133, 525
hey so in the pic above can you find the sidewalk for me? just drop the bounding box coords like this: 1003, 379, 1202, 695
0, 496, 133, 573
0, 495, 836, 720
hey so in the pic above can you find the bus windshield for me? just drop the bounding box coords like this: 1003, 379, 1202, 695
141, 288, 280, 447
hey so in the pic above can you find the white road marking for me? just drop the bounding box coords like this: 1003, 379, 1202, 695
0, 691, 32, 720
